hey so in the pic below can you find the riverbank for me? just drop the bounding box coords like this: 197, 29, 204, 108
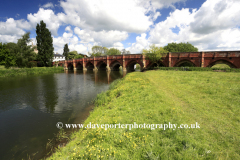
0, 66, 64, 77
48, 70, 240, 159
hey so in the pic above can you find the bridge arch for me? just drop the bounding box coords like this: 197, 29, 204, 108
126, 60, 143, 71
146, 61, 166, 68
76, 62, 83, 70
174, 59, 196, 67
207, 59, 237, 68
96, 61, 107, 70
67, 63, 73, 70
110, 60, 122, 71
85, 62, 94, 70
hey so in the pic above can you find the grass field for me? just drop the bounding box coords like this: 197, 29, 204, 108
48, 70, 240, 160
0, 65, 5, 69
211, 64, 231, 68
0, 66, 64, 77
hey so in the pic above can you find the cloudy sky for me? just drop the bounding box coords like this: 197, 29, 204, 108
0, 0, 240, 55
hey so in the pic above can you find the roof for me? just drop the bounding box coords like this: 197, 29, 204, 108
54, 54, 64, 57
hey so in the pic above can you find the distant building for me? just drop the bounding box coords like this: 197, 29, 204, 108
53, 53, 65, 62
31, 42, 38, 54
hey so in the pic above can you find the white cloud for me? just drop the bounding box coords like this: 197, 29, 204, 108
146, 0, 240, 51
27, 8, 62, 36
69, 44, 88, 54
148, 8, 196, 46
92, 30, 128, 47
1, 0, 240, 53
74, 27, 94, 43
0, 18, 31, 36
60, 0, 154, 33
74, 27, 128, 47
41, 2, 54, 9
53, 28, 89, 55
190, 0, 240, 34
150, 0, 187, 9
0, 35, 19, 43
0, 18, 32, 43
65, 26, 72, 33
127, 33, 150, 53
112, 42, 124, 50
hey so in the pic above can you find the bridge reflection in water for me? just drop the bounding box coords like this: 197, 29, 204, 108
65, 69, 128, 84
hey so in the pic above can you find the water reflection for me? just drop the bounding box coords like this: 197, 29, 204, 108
42, 74, 58, 113
0, 70, 127, 160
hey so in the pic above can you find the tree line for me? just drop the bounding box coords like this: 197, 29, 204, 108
0, 20, 54, 68
143, 42, 198, 67
62, 44, 131, 60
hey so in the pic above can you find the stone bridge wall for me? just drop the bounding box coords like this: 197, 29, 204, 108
53, 51, 240, 71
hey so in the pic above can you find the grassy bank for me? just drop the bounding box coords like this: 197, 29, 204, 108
48, 70, 240, 159
0, 66, 64, 77
150, 66, 240, 72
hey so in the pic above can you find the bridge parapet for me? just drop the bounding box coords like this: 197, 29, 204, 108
56, 51, 240, 70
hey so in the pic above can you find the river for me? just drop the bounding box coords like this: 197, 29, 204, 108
0, 70, 129, 160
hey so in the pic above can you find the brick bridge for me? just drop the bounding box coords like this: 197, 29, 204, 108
54, 51, 240, 71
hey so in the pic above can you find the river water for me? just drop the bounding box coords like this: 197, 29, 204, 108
0, 70, 128, 160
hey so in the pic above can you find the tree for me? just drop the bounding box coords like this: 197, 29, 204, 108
16, 32, 36, 67
3, 33, 36, 68
3, 42, 18, 66
89, 46, 109, 57
142, 44, 168, 68
92, 46, 108, 55
63, 44, 69, 60
107, 48, 121, 55
36, 20, 54, 67
68, 51, 78, 59
75, 54, 84, 59
0, 43, 17, 68
90, 52, 103, 57
163, 42, 198, 52
121, 49, 126, 55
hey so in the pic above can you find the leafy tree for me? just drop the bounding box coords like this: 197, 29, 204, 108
36, 20, 54, 67
63, 44, 69, 60
3, 33, 36, 68
107, 48, 121, 55
142, 44, 168, 68
2, 42, 17, 66
121, 49, 131, 55
5, 42, 18, 54
92, 46, 108, 55
90, 52, 103, 57
163, 42, 198, 52
75, 54, 84, 59
0, 43, 17, 68
89, 46, 121, 57
68, 51, 78, 59
15, 32, 36, 67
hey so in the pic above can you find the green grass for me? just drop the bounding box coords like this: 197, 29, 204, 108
211, 64, 231, 69
0, 65, 5, 69
0, 67, 64, 77
152, 67, 240, 72
48, 70, 240, 160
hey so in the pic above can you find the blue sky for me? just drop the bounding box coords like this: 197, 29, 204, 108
0, 0, 240, 55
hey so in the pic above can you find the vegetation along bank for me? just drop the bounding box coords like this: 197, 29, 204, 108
48, 70, 240, 159
0, 66, 64, 78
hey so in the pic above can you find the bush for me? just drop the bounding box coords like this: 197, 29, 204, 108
28, 61, 38, 68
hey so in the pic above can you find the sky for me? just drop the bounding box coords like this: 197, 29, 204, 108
0, 0, 240, 55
